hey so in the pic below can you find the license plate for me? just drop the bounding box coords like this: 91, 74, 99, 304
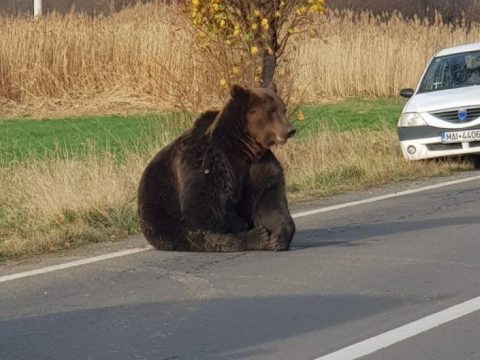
440, 130, 480, 143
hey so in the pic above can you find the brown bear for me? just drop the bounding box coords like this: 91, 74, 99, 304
137, 84, 295, 252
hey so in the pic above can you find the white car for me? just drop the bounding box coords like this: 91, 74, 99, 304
398, 42, 480, 161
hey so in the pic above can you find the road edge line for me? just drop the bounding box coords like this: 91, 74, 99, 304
293, 175, 480, 219
0, 247, 151, 284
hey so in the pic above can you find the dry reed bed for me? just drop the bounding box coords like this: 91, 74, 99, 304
288, 12, 476, 101
0, 4, 208, 117
0, 129, 471, 259
1, 6, 480, 117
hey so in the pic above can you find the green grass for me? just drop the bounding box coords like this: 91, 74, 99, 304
0, 112, 194, 165
295, 98, 404, 135
0, 98, 404, 164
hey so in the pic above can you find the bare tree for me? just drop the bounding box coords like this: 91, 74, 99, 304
185, 0, 325, 87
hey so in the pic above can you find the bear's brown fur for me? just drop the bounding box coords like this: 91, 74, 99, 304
137, 84, 295, 252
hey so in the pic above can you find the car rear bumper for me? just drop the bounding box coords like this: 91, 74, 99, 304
398, 126, 480, 160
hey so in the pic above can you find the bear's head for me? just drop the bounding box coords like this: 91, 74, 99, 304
230, 83, 296, 149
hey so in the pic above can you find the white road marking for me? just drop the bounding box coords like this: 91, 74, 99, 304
292, 175, 480, 219
0, 247, 150, 284
1, 174, 479, 284
314, 295, 480, 360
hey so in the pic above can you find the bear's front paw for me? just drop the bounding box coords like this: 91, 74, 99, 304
248, 225, 270, 242
267, 235, 290, 251
243, 225, 272, 250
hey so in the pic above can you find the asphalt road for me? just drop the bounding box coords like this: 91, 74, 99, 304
1, 173, 480, 360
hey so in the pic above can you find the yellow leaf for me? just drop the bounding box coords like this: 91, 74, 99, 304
261, 18, 269, 29
250, 46, 259, 55
219, 78, 227, 87
296, 110, 305, 121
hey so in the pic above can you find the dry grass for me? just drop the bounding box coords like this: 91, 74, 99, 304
0, 154, 144, 258
1, 5, 480, 117
0, 128, 472, 260
278, 128, 472, 201
0, 137, 164, 259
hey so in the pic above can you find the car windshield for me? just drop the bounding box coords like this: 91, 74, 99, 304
419, 50, 480, 93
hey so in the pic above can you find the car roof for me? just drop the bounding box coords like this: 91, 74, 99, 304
435, 42, 480, 57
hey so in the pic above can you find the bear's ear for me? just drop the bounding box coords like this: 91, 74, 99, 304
230, 84, 250, 102
266, 81, 277, 93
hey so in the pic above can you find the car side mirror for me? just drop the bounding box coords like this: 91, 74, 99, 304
400, 88, 414, 98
